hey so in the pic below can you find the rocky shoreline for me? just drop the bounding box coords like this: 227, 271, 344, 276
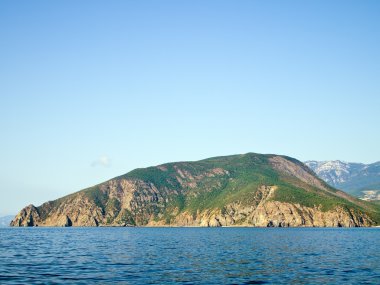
10, 153, 380, 228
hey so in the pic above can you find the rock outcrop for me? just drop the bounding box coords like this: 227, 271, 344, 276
149, 186, 373, 227
11, 205, 40, 227
164, 202, 372, 227
10, 153, 380, 227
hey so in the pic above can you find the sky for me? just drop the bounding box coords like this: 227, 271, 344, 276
1, 0, 380, 216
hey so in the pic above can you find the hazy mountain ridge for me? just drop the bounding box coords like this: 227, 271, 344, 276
0, 215, 14, 227
305, 160, 380, 200
11, 153, 380, 227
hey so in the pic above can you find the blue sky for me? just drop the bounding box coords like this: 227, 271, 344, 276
1, 1, 380, 216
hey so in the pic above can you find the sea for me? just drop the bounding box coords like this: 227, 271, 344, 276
0, 227, 379, 284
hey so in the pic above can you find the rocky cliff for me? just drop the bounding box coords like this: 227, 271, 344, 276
11, 153, 380, 227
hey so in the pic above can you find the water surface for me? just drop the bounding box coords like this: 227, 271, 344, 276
0, 228, 379, 284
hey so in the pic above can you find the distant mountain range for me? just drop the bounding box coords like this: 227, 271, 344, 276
10, 153, 380, 227
305, 160, 380, 200
0, 215, 14, 227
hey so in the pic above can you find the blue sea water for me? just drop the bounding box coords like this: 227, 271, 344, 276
0, 227, 379, 284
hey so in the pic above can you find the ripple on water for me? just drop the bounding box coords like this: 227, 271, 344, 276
0, 227, 379, 284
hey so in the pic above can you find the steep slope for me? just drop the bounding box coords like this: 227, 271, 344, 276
11, 153, 380, 227
305, 160, 380, 199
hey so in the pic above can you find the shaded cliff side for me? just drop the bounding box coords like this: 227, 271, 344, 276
11, 153, 380, 227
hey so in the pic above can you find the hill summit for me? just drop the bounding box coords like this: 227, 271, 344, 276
11, 153, 380, 227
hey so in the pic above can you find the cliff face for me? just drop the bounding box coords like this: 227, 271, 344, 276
10, 153, 380, 227
150, 186, 373, 227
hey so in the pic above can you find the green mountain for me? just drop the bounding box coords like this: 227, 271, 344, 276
11, 153, 380, 227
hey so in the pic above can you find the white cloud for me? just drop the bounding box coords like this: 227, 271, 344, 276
91, 155, 111, 167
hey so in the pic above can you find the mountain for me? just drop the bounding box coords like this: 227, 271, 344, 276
305, 160, 380, 200
11, 153, 380, 227
0, 215, 14, 227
